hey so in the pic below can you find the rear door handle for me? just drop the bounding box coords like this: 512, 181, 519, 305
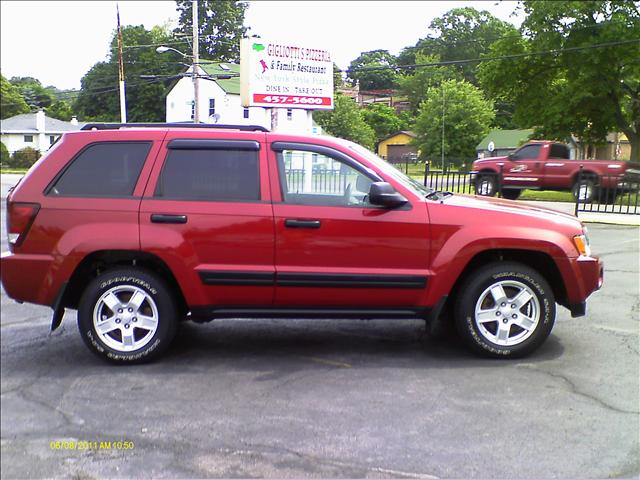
151, 214, 188, 224
285, 219, 321, 229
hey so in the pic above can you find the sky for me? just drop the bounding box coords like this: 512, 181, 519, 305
0, 1, 523, 91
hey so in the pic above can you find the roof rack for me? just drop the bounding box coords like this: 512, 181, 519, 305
80, 123, 270, 132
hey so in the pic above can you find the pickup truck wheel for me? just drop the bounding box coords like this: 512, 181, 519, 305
77, 268, 179, 364
454, 262, 555, 358
475, 175, 497, 197
501, 188, 522, 200
572, 178, 596, 202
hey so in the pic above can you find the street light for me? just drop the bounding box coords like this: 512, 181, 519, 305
156, 44, 200, 123
156, 46, 186, 56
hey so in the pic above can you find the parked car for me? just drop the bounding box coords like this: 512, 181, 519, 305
1, 124, 603, 363
472, 141, 640, 201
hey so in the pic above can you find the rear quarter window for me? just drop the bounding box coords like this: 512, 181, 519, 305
48, 142, 151, 197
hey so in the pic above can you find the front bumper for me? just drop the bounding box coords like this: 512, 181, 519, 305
559, 255, 603, 318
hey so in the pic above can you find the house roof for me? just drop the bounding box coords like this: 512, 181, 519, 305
200, 62, 241, 95
0, 113, 84, 133
380, 130, 416, 143
476, 129, 534, 151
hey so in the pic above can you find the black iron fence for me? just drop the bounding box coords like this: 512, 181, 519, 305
421, 163, 504, 197
574, 166, 640, 215
416, 162, 639, 215
285, 169, 354, 195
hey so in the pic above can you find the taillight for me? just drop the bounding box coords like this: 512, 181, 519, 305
7, 202, 40, 248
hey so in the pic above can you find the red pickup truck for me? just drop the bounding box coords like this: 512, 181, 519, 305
472, 141, 640, 201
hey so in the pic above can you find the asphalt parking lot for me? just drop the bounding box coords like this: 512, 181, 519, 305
1, 174, 639, 479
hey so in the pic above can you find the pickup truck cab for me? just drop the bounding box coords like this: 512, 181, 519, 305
1, 124, 603, 363
472, 140, 640, 201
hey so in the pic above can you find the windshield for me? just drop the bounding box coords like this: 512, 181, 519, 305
341, 141, 434, 197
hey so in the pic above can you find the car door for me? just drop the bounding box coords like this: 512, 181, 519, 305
541, 143, 572, 188
139, 132, 275, 311
504, 144, 543, 187
268, 141, 430, 310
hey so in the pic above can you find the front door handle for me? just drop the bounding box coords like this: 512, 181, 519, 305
285, 219, 321, 229
151, 214, 188, 224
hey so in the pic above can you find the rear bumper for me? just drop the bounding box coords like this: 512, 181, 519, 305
1, 251, 57, 306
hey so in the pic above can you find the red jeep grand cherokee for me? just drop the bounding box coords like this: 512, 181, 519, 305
1, 124, 603, 363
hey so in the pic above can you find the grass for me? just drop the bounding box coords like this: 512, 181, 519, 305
1, 168, 28, 174
519, 190, 574, 203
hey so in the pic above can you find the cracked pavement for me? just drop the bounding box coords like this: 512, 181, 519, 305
1, 174, 639, 479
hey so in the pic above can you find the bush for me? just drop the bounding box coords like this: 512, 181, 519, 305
9, 147, 40, 168
0, 142, 9, 167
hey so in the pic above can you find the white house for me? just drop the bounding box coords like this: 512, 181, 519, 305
165, 63, 319, 134
1, 110, 83, 154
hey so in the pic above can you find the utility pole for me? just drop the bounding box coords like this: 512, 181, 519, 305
192, 0, 200, 123
441, 85, 445, 171
116, 4, 127, 123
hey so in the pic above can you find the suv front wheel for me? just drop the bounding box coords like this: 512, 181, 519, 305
77, 268, 179, 364
454, 262, 555, 358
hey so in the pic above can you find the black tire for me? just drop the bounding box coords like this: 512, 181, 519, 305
454, 262, 555, 358
572, 177, 596, 203
475, 174, 497, 197
501, 188, 522, 200
77, 268, 179, 364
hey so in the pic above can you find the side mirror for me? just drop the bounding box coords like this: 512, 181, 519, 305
369, 182, 408, 208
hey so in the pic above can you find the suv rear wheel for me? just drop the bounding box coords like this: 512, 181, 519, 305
454, 262, 555, 358
77, 268, 179, 364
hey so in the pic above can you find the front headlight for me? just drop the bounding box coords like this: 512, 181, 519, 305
573, 227, 591, 257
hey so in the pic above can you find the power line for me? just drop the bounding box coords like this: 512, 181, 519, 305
347, 38, 640, 74
402, 20, 639, 52
122, 40, 191, 50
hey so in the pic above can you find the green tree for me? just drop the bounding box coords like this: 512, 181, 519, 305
10, 147, 40, 169
333, 63, 345, 91
361, 103, 407, 142
397, 53, 460, 112
478, 1, 640, 160
398, 7, 518, 127
75, 25, 182, 122
413, 80, 494, 163
314, 95, 376, 150
46, 100, 74, 121
1, 74, 29, 119
398, 7, 518, 85
347, 50, 398, 90
0, 142, 10, 166
175, 0, 248, 62
9, 77, 55, 110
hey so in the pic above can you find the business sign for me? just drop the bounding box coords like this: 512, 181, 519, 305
240, 38, 334, 110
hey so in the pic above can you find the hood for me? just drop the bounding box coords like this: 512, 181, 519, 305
431, 194, 583, 232
473, 155, 508, 165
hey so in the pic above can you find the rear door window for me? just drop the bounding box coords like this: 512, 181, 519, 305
50, 142, 150, 197
549, 144, 570, 159
155, 148, 260, 202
